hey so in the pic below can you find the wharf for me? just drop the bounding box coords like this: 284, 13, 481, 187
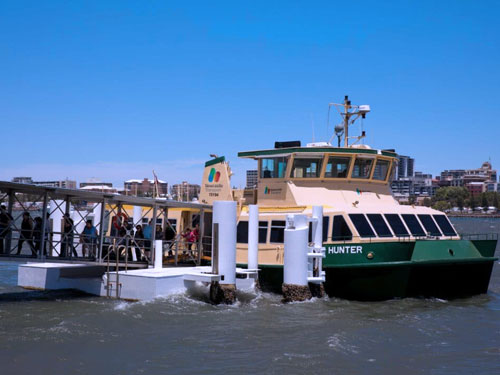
17, 262, 256, 301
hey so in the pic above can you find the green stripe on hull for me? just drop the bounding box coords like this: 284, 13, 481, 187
248, 239, 497, 300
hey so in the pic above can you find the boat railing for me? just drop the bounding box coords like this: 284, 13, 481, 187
460, 233, 499, 241
325, 233, 477, 245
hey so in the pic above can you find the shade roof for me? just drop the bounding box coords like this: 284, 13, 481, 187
238, 146, 398, 159
0, 181, 210, 210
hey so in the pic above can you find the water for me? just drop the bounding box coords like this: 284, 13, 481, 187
0, 218, 499, 374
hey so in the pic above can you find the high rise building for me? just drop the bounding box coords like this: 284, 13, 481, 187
246, 170, 258, 188
396, 155, 414, 178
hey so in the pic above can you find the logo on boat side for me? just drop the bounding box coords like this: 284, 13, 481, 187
327, 245, 363, 254
208, 168, 221, 183
263, 186, 282, 195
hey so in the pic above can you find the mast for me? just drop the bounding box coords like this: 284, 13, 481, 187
328, 95, 370, 148
343, 95, 351, 147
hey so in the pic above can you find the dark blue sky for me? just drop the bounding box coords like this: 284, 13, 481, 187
1, 1, 499, 187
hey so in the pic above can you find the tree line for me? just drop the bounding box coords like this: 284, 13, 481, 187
419, 187, 500, 211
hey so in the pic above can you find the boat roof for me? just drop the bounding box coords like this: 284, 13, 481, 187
238, 146, 398, 159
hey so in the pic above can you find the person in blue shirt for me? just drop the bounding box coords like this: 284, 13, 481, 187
142, 219, 153, 259
81, 219, 98, 258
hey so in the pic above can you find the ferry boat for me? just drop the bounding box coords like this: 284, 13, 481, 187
198, 96, 498, 300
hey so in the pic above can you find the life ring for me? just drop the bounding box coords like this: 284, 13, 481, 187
112, 212, 129, 230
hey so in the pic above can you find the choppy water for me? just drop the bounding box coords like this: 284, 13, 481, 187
0, 218, 499, 374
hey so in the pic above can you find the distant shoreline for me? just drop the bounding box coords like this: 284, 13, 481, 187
448, 213, 500, 218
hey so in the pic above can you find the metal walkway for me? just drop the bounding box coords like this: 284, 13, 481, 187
0, 181, 212, 268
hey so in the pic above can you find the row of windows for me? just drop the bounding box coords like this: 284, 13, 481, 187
260, 155, 392, 181
348, 213, 457, 239
236, 214, 456, 244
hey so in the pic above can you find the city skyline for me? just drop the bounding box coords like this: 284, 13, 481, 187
1, 1, 499, 187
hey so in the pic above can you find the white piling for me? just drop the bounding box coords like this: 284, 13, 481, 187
154, 239, 163, 269
49, 200, 64, 256
283, 214, 309, 287
312, 206, 323, 249
210, 200, 237, 304
248, 204, 259, 271
213, 201, 237, 285
309, 206, 325, 298
282, 214, 312, 302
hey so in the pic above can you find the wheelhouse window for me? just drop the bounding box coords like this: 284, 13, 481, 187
384, 214, 409, 237
401, 214, 425, 237
418, 215, 442, 236
373, 159, 390, 181
332, 215, 352, 241
270, 220, 286, 243
351, 158, 374, 179
291, 157, 322, 178
260, 157, 288, 179
325, 156, 351, 178
259, 221, 268, 243
367, 214, 392, 237
433, 215, 457, 236
349, 214, 376, 238
237, 221, 249, 243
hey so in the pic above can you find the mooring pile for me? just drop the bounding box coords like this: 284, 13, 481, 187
209, 201, 325, 304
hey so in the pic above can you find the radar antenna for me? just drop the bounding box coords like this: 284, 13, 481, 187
327, 96, 370, 147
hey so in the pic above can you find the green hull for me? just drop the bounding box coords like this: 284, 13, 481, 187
253, 239, 497, 301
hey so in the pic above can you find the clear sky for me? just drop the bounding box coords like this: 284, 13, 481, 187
1, 1, 499, 188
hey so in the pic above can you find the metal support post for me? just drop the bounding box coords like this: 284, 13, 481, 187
6, 190, 14, 253
150, 204, 157, 267
98, 199, 106, 263
197, 209, 204, 265
39, 192, 49, 260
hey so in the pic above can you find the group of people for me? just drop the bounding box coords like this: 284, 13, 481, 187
0, 206, 203, 262
0, 206, 99, 258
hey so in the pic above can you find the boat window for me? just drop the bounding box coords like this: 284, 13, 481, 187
351, 158, 374, 179
325, 157, 351, 178
270, 220, 286, 243
384, 214, 409, 237
401, 214, 426, 237
259, 221, 268, 243
367, 214, 392, 237
291, 158, 322, 178
349, 214, 376, 238
432, 215, 457, 236
237, 221, 249, 244
418, 215, 442, 236
388, 163, 396, 182
308, 216, 330, 243
373, 159, 390, 181
332, 215, 353, 241
260, 157, 288, 179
